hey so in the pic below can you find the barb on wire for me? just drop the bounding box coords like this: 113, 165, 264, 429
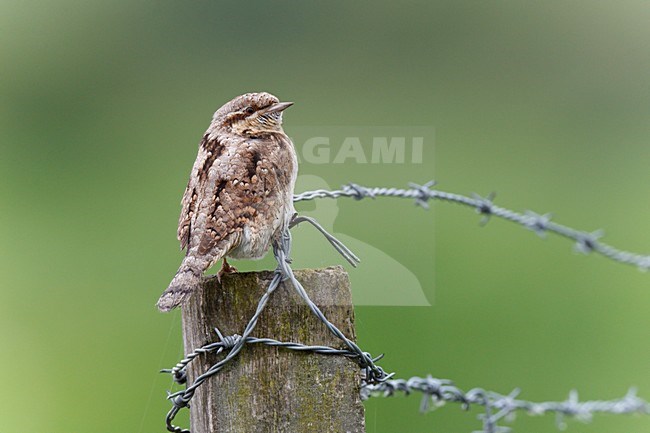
293, 181, 650, 271
362, 376, 650, 433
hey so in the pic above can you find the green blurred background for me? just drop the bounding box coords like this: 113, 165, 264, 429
2, 1, 650, 432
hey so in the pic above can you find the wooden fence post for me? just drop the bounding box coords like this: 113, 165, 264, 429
181, 265, 366, 433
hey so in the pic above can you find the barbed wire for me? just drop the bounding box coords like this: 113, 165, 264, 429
161, 332, 361, 385
293, 181, 650, 270
161, 180, 649, 432
163, 328, 649, 433
362, 376, 650, 433
162, 329, 370, 385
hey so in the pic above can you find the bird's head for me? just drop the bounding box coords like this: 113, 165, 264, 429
212, 92, 293, 137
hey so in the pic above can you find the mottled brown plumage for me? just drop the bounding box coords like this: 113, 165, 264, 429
157, 92, 298, 312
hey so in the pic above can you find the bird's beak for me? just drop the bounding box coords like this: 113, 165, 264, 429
265, 101, 294, 113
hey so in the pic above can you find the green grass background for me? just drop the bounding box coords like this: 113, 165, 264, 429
2, 1, 650, 432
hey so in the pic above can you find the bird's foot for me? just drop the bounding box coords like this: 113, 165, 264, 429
217, 259, 238, 283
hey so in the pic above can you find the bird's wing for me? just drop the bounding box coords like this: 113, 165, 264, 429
177, 133, 223, 250
177, 178, 196, 251
178, 134, 270, 259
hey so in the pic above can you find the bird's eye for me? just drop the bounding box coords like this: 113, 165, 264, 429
245, 107, 255, 115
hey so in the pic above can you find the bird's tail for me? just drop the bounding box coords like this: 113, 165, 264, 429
157, 261, 202, 312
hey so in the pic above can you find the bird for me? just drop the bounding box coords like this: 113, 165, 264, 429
157, 92, 298, 312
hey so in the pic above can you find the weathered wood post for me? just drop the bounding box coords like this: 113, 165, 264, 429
181, 265, 366, 433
